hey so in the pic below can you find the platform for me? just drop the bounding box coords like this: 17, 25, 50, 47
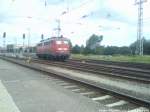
0, 59, 110, 112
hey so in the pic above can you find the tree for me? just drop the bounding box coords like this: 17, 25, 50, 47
130, 39, 150, 55
130, 41, 136, 55
80, 45, 85, 54
118, 46, 131, 55
86, 34, 103, 50
83, 46, 92, 54
69, 40, 73, 49
95, 46, 105, 55
143, 39, 150, 54
71, 44, 81, 54
103, 46, 119, 55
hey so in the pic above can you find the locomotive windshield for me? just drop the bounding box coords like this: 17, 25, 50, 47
56, 40, 69, 45
63, 41, 69, 44
56, 41, 62, 44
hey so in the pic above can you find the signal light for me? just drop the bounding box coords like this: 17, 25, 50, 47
23, 33, 25, 39
41, 34, 44, 40
3, 32, 6, 38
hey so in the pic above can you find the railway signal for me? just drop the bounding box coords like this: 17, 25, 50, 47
3, 32, 6, 49
41, 34, 44, 40
44, 0, 47, 7
3, 32, 6, 38
23, 33, 25, 47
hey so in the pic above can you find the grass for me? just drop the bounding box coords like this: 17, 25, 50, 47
71, 54, 150, 64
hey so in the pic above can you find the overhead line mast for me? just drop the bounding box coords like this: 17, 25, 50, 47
135, 0, 147, 55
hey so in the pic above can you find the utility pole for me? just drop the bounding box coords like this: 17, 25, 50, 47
135, 0, 147, 55
54, 1, 70, 38
27, 16, 32, 53
27, 28, 30, 48
14, 38, 17, 55
56, 19, 61, 37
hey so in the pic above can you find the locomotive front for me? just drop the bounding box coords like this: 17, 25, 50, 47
36, 37, 71, 61
52, 38, 70, 60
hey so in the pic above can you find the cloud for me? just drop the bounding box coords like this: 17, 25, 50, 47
0, 0, 150, 47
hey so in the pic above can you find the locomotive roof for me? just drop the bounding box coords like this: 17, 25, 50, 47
39, 37, 69, 43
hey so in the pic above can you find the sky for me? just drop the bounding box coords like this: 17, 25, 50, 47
0, 0, 150, 47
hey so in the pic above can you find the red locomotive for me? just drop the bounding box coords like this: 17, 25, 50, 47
36, 36, 70, 61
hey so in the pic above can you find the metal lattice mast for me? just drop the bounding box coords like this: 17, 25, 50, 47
56, 19, 61, 37
135, 0, 147, 55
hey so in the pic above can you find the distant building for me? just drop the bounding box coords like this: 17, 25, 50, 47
1, 44, 37, 54
6, 44, 36, 53
0, 47, 2, 53
0, 47, 5, 53
7, 44, 15, 53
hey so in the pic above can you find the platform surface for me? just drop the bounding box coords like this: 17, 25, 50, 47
0, 59, 110, 112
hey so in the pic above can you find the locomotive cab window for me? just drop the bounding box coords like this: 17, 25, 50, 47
56, 41, 62, 44
44, 41, 50, 45
63, 41, 69, 44
38, 43, 42, 46
50, 40, 54, 44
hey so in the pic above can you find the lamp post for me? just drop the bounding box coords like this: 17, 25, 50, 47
27, 16, 32, 53
27, 28, 30, 48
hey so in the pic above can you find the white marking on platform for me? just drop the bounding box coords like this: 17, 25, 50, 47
92, 95, 112, 101
0, 80, 20, 112
52, 79, 61, 82
56, 111, 64, 112
59, 83, 70, 86
106, 100, 128, 107
128, 107, 149, 112
3, 80, 20, 83
55, 80, 66, 83
51, 78, 60, 81
80, 91, 95, 95
71, 89, 81, 92
64, 85, 78, 89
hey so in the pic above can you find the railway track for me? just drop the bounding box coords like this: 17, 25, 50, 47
0, 56, 150, 112
45, 76, 149, 111
70, 58, 150, 70
32, 59, 150, 83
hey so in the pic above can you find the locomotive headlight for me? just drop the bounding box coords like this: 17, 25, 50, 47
63, 48, 68, 50
56, 41, 61, 44
58, 48, 62, 50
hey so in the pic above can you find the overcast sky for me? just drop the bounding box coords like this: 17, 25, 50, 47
0, 0, 150, 47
